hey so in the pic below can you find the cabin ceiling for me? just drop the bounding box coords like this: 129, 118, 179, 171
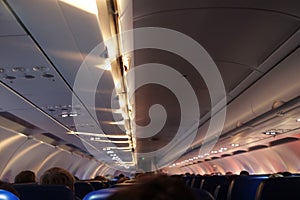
0, 0, 300, 172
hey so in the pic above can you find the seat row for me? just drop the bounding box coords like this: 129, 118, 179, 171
11, 180, 107, 200
184, 175, 300, 200
74, 181, 107, 199
10, 176, 300, 200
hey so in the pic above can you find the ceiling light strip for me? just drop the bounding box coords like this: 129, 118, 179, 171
67, 131, 129, 139
91, 138, 130, 144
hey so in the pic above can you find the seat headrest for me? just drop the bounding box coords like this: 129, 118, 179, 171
0, 189, 20, 200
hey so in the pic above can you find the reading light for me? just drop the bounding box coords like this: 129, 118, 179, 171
296, 117, 300, 122
60, 113, 68, 118
12, 67, 26, 72
33, 66, 49, 72
69, 112, 78, 117
264, 131, 277, 135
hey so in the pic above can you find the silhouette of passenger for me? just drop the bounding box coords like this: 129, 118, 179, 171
94, 175, 107, 182
40, 167, 81, 200
278, 171, 292, 176
118, 174, 125, 179
225, 171, 233, 175
14, 170, 36, 184
239, 170, 250, 176
106, 174, 196, 200
40, 167, 76, 191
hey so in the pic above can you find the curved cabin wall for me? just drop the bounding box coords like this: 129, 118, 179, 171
0, 126, 115, 182
175, 139, 300, 175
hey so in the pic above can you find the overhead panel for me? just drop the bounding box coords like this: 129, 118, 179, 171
4, 0, 135, 170
0, 1, 26, 36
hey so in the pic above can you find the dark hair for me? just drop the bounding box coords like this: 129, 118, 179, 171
107, 175, 196, 200
239, 170, 250, 176
278, 171, 292, 176
14, 170, 36, 184
40, 167, 75, 191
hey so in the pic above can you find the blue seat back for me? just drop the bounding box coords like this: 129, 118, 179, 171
227, 176, 268, 200
83, 188, 118, 200
89, 181, 106, 190
214, 184, 229, 200
74, 182, 94, 198
192, 188, 214, 200
0, 189, 20, 200
255, 177, 300, 200
183, 176, 194, 187
191, 176, 204, 189
13, 184, 75, 200
201, 176, 230, 195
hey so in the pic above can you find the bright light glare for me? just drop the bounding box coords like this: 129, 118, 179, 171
92, 139, 130, 144
60, 0, 98, 15
103, 146, 132, 150
67, 131, 128, 139
95, 107, 122, 114
95, 64, 111, 71
102, 121, 125, 125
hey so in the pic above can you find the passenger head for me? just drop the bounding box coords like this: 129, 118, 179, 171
279, 171, 292, 176
225, 171, 233, 175
239, 170, 250, 176
107, 174, 196, 200
14, 170, 36, 184
117, 177, 129, 183
94, 175, 107, 182
40, 167, 75, 191
118, 174, 125, 179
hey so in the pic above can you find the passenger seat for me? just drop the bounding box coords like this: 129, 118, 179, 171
13, 184, 76, 200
